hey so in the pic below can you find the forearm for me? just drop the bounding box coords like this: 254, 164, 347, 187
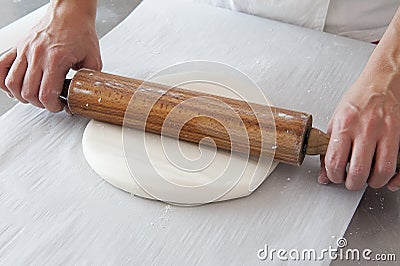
359, 7, 400, 97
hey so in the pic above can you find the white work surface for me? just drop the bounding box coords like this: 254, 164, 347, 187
0, 0, 374, 264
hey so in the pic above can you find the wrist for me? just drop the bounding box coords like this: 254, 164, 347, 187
49, 0, 98, 26
359, 11, 400, 94
357, 51, 400, 97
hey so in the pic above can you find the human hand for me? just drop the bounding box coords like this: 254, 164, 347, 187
0, 1, 102, 112
318, 67, 400, 192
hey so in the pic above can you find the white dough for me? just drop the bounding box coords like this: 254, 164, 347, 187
82, 71, 279, 205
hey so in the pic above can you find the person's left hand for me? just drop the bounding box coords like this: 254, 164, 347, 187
0, 3, 101, 113
318, 64, 400, 192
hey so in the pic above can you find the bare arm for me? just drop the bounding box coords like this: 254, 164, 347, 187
0, 0, 101, 112
319, 7, 400, 192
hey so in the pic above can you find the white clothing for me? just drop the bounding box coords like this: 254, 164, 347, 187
191, 0, 400, 42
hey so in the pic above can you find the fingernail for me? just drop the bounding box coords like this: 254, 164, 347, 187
64, 106, 72, 116
2, 90, 14, 98
388, 185, 399, 192
319, 179, 330, 185
318, 177, 330, 185
318, 171, 330, 184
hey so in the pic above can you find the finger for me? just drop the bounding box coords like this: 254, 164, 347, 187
387, 173, 400, 192
39, 68, 66, 112
318, 155, 330, 184
85, 45, 103, 71
5, 53, 28, 103
0, 49, 17, 92
21, 64, 44, 108
368, 136, 398, 188
73, 54, 103, 71
324, 129, 352, 184
3, 91, 15, 99
345, 137, 376, 190
85, 55, 103, 71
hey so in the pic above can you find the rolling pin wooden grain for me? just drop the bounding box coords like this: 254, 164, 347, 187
61, 69, 399, 168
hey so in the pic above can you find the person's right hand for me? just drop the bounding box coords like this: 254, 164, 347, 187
0, 1, 102, 112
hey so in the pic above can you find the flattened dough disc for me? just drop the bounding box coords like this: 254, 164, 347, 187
82, 73, 279, 205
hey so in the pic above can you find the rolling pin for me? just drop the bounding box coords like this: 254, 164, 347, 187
61, 69, 400, 168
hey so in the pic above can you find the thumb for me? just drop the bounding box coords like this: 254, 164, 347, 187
0, 49, 17, 92
318, 155, 331, 185
82, 53, 103, 71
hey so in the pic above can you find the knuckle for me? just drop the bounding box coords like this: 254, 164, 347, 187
39, 90, 52, 104
386, 116, 400, 131
325, 153, 345, 173
345, 180, 364, 191
5, 76, 16, 90
348, 164, 368, 180
16, 44, 28, 56
48, 50, 67, 67
32, 42, 45, 55
21, 89, 35, 101
364, 117, 381, 133
29, 45, 45, 63
325, 164, 345, 183
39, 92, 61, 113
336, 108, 358, 128
379, 166, 395, 179
0, 56, 6, 66
341, 114, 357, 128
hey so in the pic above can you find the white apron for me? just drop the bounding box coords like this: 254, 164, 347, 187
190, 0, 400, 42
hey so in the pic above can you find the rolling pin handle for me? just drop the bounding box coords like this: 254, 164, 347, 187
305, 128, 329, 156
60, 79, 71, 101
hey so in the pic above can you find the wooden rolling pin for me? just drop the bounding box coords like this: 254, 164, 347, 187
61, 69, 399, 168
